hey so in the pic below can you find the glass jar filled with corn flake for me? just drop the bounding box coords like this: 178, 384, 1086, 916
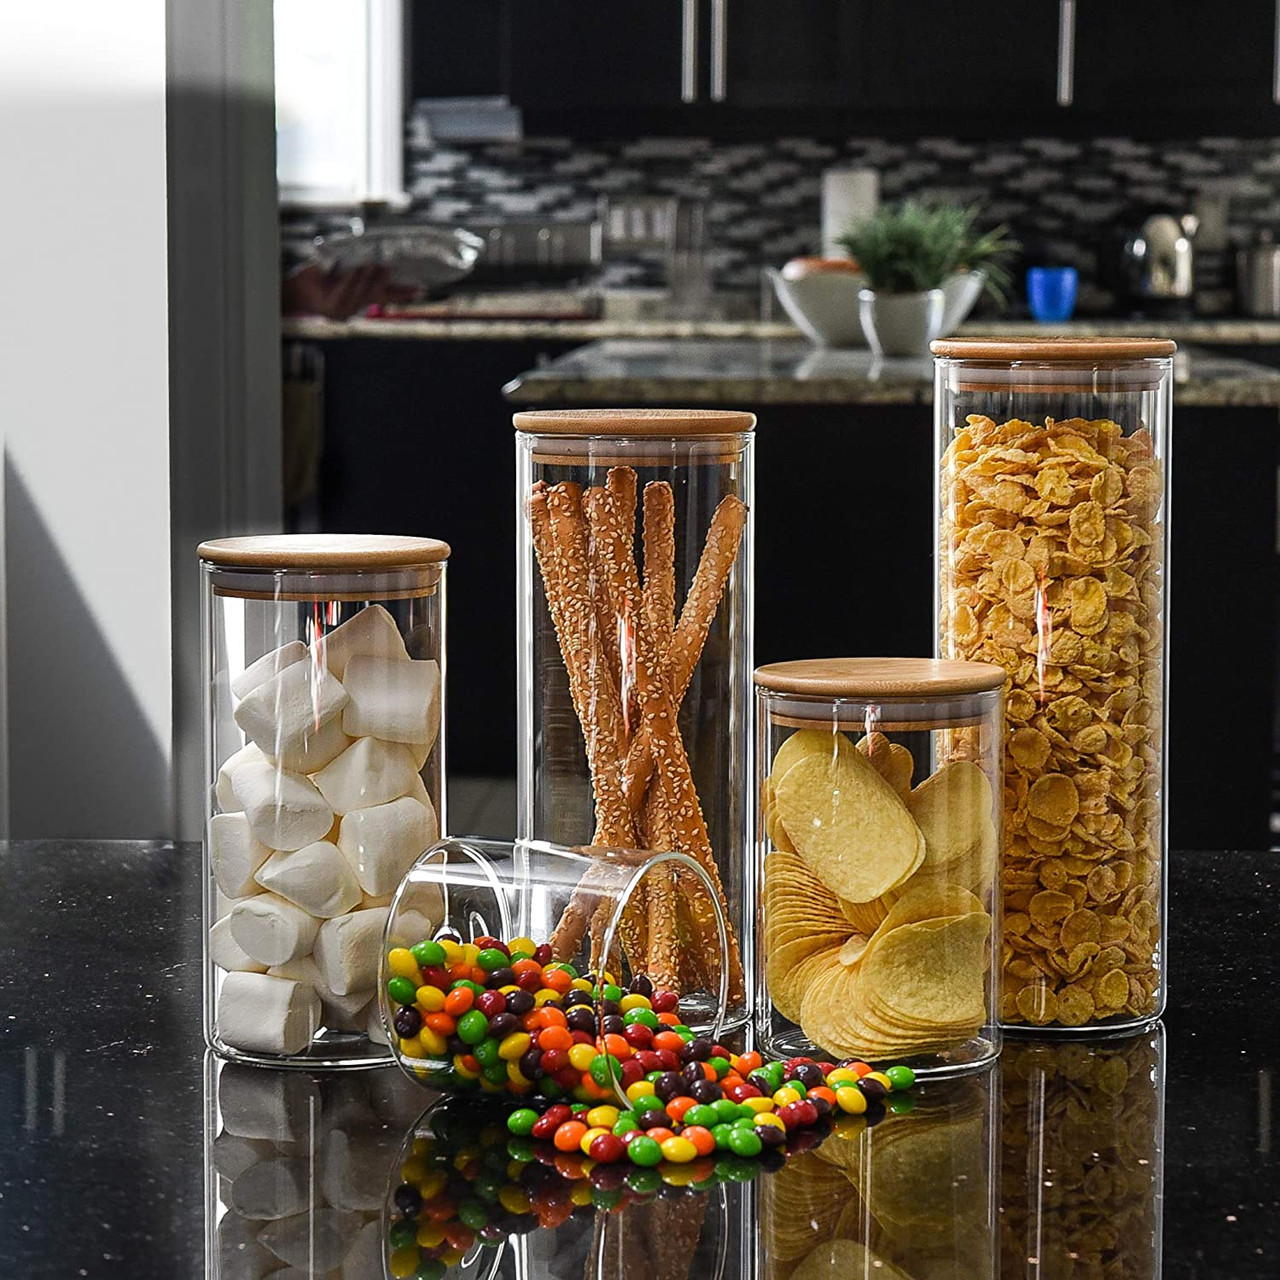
933, 337, 1172, 1033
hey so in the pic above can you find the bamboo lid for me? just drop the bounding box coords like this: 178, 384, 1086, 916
513, 408, 756, 436
931, 336, 1176, 362
754, 657, 1005, 699
198, 534, 451, 570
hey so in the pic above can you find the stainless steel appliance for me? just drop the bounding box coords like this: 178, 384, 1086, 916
1118, 211, 1198, 313
1236, 235, 1280, 317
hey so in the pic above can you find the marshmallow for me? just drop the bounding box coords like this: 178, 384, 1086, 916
217, 1212, 276, 1280
365, 999, 390, 1046
217, 742, 269, 812
232, 641, 308, 700
388, 903, 443, 949
267, 955, 373, 1033
210, 915, 268, 974
234, 659, 348, 762
320, 1130, 394, 1212
257, 1207, 364, 1272
229, 895, 321, 967
337, 795, 438, 897
218, 972, 322, 1057
211, 811, 272, 898
313, 907, 389, 997
229, 1155, 316, 1220
316, 604, 408, 679
273, 716, 353, 776
341, 656, 439, 746
341, 1220, 384, 1280
232, 761, 334, 852
313, 737, 422, 816
212, 1131, 277, 1180
254, 842, 362, 919
359, 891, 394, 908
218, 1065, 321, 1143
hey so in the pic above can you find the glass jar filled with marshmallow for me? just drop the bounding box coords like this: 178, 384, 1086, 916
200, 535, 448, 1067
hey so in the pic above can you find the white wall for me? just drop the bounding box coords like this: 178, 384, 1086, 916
0, 3, 174, 835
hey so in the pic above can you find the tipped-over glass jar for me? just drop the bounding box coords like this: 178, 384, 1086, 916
200, 534, 448, 1067
380, 838, 730, 1105
754, 658, 1004, 1076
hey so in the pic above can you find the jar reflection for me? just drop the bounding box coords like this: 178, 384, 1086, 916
999, 1027, 1164, 1279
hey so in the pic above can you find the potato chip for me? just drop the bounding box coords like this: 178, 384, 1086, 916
861, 913, 989, 1026
905, 760, 997, 875
771, 727, 853, 783
774, 750, 925, 904
855, 732, 914, 798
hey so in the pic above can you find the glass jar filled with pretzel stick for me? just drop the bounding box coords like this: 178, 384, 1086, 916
754, 658, 1004, 1076
515, 409, 754, 1030
933, 337, 1172, 1032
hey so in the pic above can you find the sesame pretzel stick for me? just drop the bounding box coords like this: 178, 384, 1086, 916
622, 494, 748, 815
584, 486, 622, 697
642, 481, 677, 668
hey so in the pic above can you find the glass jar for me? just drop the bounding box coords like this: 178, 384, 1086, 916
754, 657, 1004, 1075
379, 837, 730, 1101
200, 534, 448, 1067
514, 409, 754, 1029
933, 337, 1172, 1031
204, 1053, 422, 1279
1000, 1028, 1165, 1278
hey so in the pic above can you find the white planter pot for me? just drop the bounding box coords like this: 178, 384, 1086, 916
859, 288, 945, 357
767, 267, 867, 347
939, 269, 986, 336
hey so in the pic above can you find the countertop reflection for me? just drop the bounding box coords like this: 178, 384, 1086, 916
0, 842, 1277, 1277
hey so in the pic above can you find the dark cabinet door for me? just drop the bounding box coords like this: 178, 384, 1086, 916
1073, 0, 1279, 114
409, 0, 509, 100
718, 0, 865, 108
508, 0, 688, 110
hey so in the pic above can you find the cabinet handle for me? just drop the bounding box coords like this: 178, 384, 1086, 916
1057, 0, 1076, 105
1273, 0, 1280, 103
711, 0, 727, 101
682, 0, 698, 102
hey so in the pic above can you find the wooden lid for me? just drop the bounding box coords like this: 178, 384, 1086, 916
513, 408, 756, 436
931, 336, 1176, 362
198, 534, 451, 569
754, 657, 1005, 699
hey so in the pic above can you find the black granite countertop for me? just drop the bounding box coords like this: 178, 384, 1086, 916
1, 841, 1277, 1278
503, 339, 1280, 407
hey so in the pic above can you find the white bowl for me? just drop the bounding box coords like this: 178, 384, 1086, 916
768, 267, 868, 348
938, 269, 986, 336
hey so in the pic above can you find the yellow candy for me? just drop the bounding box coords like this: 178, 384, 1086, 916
462, 943, 481, 965
418, 1027, 448, 1056
570, 1182, 594, 1206
579, 1125, 610, 1155
453, 1054, 480, 1080
416, 985, 446, 1012
498, 1185, 531, 1215
400, 1156, 427, 1184
534, 988, 561, 1006
499, 985, 520, 996
827, 1067, 858, 1085
659, 1136, 698, 1164
509, 936, 537, 956
389, 1245, 420, 1278
399, 1036, 425, 1059
387, 948, 421, 981
418, 1169, 447, 1200
412, 1137, 433, 1156
506, 1062, 532, 1087
439, 1248, 464, 1267
626, 1081, 656, 1102
754, 1112, 787, 1131
866, 1071, 893, 1092
440, 940, 464, 964
498, 1032, 532, 1061
570, 978, 593, 993
479, 1075, 506, 1092
586, 1105, 620, 1128
835, 1084, 868, 1115
743, 1096, 776, 1113
416, 1222, 446, 1249
618, 993, 652, 1013
773, 1086, 802, 1107
506, 1159, 528, 1180
660, 1164, 703, 1186
568, 1043, 597, 1071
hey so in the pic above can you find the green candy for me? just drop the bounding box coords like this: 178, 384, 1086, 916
712, 1099, 740, 1124
452, 979, 485, 998
644, 1070, 664, 1083
548, 962, 578, 978
506, 1136, 536, 1161
482, 1061, 508, 1085
387, 1219, 416, 1250
712, 1123, 735, 1151
570, 1102, 590, 1114
602, 983, 623, 1003
734, 1103, 757, 1121
787, 1080, 808, 1099
613, 1113, 640, 1136
885, 1064, 916, 1091
591, 1186, 624, 1209
542, 1078, 563, 1099
507, 1108, 539, 1136
732, 1115, 756, 1130
626, 1135, 663, 1167
474, 1038, 501, 1068
727, 1127, 763, 1157
456, 1197, 489, 1230
411, 940, 446, 968
626, 1165, 662, 1195
633, 1096, 666, 1117
477, 947, 509, 973
717, 1156, 758, 1183
623, 1009, 660, 1029
474, 1173, 504, 1203
589, 1054, 621, 1087
416, 1261, 446, 1280
508, 950, 534, 964
684, 1104, 719, 1128
707, 1056, 731, 1078
887, 1094, 916, 1115
457, 1009, 490, 1045
387, 977, 417, 1006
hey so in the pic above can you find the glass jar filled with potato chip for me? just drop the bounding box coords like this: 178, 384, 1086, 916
933, 337, 1172, 1032
754, 657, 1004, 1075
200, 534, 448, 1067
515, 409, 754, 1029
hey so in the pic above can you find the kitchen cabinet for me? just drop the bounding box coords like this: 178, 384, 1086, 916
409, 0, 509, 100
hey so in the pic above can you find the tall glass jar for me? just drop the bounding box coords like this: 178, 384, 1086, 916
514, 409, 754, 1029
933, 337, 1172, 1032
754, 658, 1005, 1076
200, 534, 448, 1067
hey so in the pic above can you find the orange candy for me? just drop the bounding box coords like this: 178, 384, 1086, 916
735, 1051, 763, 1073
443, 1224, 475, 1253
537, 1006, 568, 1029
537, 1025, 573, 1052
424, 1012, 457, 1036
578, 1076, 611, 1100
655, 1012, 681, 1027
602, 1033, 631, 1059
423, 1196, 456, 1222
542, 968, 573, 994
665, 1096, 697, 1124
512, 958, 542, 978
553, 1121, 588, 1152
447, 962, 472, 983
643, 1126, 674, 1144
809, 1086, 837, 1106
443, 987, 474, 1016
652, 1031, 685, 1053
850, 1061, 873, 1078
683, 1125, 716, 1156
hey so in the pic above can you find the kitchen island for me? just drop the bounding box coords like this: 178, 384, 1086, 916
0, 840, 1276, 1277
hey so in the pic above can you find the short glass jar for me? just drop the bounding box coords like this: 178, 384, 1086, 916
200, 534, 448, 1067
754, 658, 1004, 1076
934, 337, 1172, 1031
379, 837, 730, 1103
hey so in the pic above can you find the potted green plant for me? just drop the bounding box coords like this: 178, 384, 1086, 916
837, 201, 1015, 355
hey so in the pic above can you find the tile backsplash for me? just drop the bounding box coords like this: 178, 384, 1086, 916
288, 117, 1280, 312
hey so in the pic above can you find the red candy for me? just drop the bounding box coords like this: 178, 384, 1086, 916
476, 990, 506, 1017
652, 991, 679, 1013
588, 1133, 625, 1163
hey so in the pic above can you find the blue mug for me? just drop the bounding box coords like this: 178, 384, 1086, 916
1026, 266, 1078, 323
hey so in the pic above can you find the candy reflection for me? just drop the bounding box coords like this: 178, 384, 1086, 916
999, 1027, 1164, 1279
